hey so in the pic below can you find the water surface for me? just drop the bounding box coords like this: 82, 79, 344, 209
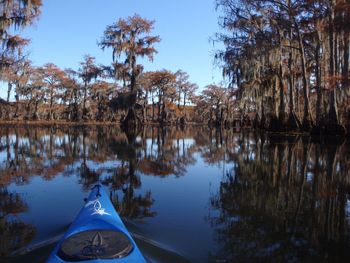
0, 126, 349, 262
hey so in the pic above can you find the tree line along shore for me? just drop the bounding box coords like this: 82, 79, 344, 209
1, 0, 349, 135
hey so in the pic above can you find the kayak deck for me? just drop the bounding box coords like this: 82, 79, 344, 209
46, 184, 146, 263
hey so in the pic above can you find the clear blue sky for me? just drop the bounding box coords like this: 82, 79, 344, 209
17, 0, 224, 89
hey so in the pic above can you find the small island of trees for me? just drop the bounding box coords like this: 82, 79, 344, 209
1, 0, 349, 136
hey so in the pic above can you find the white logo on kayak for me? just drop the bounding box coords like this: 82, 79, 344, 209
85, 199, 111, 216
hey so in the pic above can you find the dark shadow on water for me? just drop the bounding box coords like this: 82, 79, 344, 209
208, 132, 350, 262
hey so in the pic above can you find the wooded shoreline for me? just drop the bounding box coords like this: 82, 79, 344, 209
216, 0, 350, 137
1, 1, 349, 137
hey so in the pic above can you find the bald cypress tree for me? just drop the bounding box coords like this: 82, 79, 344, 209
100, 14, 160, 128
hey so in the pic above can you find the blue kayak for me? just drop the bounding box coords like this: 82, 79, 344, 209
46, 184, 146, 263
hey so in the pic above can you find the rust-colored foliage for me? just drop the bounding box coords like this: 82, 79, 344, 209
1, 0, 42, 71
99, 14, 160, 91
99, 14, 161, 125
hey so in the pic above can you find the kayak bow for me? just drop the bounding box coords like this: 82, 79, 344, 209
46, 184, 146, 263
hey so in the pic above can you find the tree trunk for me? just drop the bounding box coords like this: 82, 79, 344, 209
328, 18, 337, 124
326, 2, 344, 135
278, 29, 286, 131
221, 107, 226, 126
123, 103, 139, 129
34, 100, 39, 120
83, 82, 87, 118
123, 54, 139, 128
269, 77, 279, 131
49, 85, 53, 121
122, 91, 138, 128
13, 86, 20, 118
158, 92, 162, 122
278, 74, 286, 130
295, 24, 312, 130
143, 90, 148, 123
260, 97, 266, 129
288, 51, 294, 114
7, 82, 12, 103
161, 100, 166, 125
25, 100, 31, 120
342, 22, 349, 91
287, 50, 300, 131
315, 40, 323, 126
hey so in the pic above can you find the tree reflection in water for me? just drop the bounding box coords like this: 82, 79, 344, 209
209, 133, 350, 262
104, 126, 197, 220
104, 127, 156, 220
0, 126, 350, 261
0, 188, 36, 257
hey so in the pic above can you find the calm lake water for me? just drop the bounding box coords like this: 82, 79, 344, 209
0, 125, 350, 262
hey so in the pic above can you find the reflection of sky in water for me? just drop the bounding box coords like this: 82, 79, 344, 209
171, 138, 195, 148
139, 153, 234, 261
8, 175, 87, 245
2, 136, 234, 262
0, 151, 7, 165
1, 129, 350, 262
307, 171, 313, 182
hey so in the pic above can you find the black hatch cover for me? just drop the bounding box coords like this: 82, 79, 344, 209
57, 230, 134, 261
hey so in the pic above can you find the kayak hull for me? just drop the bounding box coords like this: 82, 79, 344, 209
46, 184, 146, 263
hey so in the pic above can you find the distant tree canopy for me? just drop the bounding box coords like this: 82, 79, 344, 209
216, 0, 350, 134
77, 55, 103, 118
175, 70, 198, 108
195, 84, 234, 126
